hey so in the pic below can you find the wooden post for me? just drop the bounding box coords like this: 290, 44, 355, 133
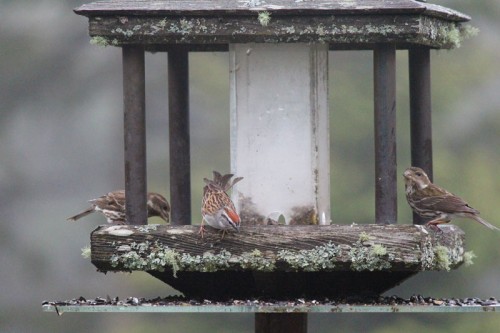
168, 46, 191, 225
373, 44, 397, 224
409, 47, 433, 224
123, 46, 147, 225
255, 313, 307, 333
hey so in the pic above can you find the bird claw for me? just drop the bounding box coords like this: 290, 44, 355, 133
220, 229, 228, 240
425, 222, 443, 233
198, 224, 206, 239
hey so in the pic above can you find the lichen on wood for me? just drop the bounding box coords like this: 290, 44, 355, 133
81, 14, 475, 50
87, 224, 467, 298
349, 235, 394, 271
90, 224, 466, 274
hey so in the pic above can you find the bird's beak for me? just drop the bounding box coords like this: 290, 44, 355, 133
403, 170, 411, 179
160, 210, 170, 223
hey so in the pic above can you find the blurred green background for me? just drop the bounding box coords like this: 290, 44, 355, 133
1, 0, 499, 332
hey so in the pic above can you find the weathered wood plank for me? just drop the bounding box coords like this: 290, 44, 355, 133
91, 224, 465, 273
83, 14, 470, 49
89, 224, 466, 298
74, 0, 469, 22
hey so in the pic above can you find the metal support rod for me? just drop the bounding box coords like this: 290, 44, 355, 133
409, 47, 433, 224
168, 46, 191, 225
255, 313, 308, 333
123, 46, 147, 225
374, 44, 397, 224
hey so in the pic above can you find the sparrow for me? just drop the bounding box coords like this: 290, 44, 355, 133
403, 166, 499, 231
67, 190, 170, 224
200, 171, 243, 238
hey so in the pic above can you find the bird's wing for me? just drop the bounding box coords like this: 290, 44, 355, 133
90, 191, 125, 211
109, 191, 126, 210
416, 194, 477, 214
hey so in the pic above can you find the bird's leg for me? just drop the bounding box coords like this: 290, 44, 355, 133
198, 219, 206, 238
220, 229, 227, 240
425, 218, 449, 232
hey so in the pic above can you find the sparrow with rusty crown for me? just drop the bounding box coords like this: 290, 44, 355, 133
67, 190, 170, 224
403, 166, 499, 231
200, 171, 243, 238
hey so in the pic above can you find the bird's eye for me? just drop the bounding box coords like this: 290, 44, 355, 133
415, 172, 422, 176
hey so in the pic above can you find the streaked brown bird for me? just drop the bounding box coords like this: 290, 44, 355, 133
67, 190, 170, 224
403, 166, 499, 231
200, 171, 243, 238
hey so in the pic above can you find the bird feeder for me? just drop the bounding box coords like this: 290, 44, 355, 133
63, 0, 478, 331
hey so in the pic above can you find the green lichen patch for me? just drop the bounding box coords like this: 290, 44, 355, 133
419, 236, 435, 270
463, 251, 476, 267
258, 11, 271, 27
111, 27, 135, 38
433, 245, 451, 271
179, 250, 232, 273
349, 235, 393, 271
371, 244, 387, 256
460, 24, 479, 40
358, 232, 373, 243
110, 240, 182, 277
239, 249, 276, 271
418, 225, 467, 271
89, 36, 111, 47
109, 239, 236, 276
437, 23, 478, 48
135, 224, 159, 233
277, 241, 341, 272
161, 249, 181, 277
158, 18, 168, 28
81, 245, 91, 259
420, 19, 478, 49
418, 227, 466, 271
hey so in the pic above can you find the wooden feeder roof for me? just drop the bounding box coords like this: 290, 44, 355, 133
75, 0, 473, 50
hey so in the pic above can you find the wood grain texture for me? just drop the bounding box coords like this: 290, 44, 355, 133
91, 224, 465, 272
89, 224, 465, 298
74, 1, 469, 22
80, 13, 468, 49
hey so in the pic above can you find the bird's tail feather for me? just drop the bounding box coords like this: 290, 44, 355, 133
67, 208, 94, 222
472, 215, 500, 231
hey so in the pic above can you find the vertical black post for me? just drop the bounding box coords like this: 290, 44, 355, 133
168, 46, 191, 225
409, 47, 433, 224
374, 44, 397, 224
255, 313, 308, 333
123, 46, 147, 225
